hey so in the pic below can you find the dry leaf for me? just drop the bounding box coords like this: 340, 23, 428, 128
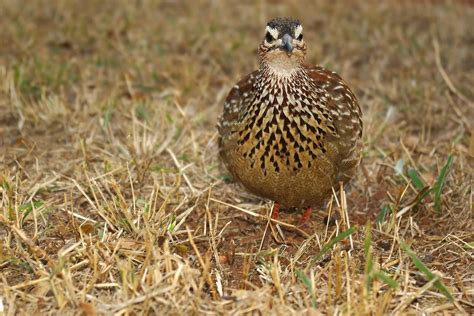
80, 223, 96, 235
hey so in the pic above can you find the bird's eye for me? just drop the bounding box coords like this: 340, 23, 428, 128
265, 32, 275, 43
297, 33, 303, 41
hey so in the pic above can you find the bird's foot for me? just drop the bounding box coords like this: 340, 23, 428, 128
271, 202, 281, 220
299, 207, 313, 226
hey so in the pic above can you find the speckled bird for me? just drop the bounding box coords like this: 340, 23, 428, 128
217, 18, 363, 224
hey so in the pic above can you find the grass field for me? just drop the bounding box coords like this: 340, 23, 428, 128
0, 0, 473, 314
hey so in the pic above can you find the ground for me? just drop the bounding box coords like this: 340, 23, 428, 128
0, 0, 473, 314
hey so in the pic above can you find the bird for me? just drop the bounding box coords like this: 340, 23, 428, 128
217, 17, 363, 225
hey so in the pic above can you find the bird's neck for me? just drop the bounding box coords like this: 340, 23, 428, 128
260, 61, 305, 81
261, 58, 304, 80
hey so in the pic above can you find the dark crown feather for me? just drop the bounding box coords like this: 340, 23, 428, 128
266, 17, 301, 38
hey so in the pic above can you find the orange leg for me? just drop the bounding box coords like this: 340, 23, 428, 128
271, 202, 281, 220
300, 207, 313, 224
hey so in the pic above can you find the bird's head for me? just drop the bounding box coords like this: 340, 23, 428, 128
259, 18, 306, 75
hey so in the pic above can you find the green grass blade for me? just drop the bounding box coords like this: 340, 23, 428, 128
373, 271, 399, 289
19, 201, 44, 226
433, 155, 454, 213
401, 242, 453, 300
375, 204, 391, 224
314, 226, 357, 262
407, 168, 425, 190
19, 201, 44, 212
295, 269, 317, 308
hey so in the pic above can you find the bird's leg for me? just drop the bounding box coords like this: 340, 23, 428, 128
271, 202, 281, 220
300, 207, 313, 224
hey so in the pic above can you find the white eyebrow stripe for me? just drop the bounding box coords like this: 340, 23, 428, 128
265, 26, 279, 39
294, 25, 303, 38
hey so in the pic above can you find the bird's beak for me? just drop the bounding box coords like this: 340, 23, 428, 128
281, 34, 294, 55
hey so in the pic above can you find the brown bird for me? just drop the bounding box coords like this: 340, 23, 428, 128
217, 18, 363, 224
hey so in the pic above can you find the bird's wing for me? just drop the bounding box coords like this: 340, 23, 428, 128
217, 70, 259, 154
305, 65, 363, 181
217, 70, 258, 135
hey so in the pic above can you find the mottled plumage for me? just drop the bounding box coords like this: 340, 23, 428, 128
218, 18, 362, 222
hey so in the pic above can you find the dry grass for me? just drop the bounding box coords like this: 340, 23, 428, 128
1, 0, 473, 314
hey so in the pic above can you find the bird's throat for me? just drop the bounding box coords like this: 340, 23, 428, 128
263, 54, 303, 79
